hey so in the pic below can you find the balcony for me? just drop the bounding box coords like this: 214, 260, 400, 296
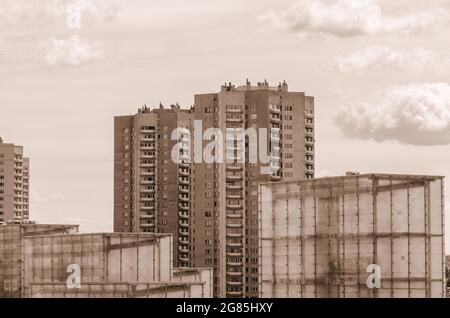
179, 211, 189, 219
226, 232, 243, 238
140, 145, 156, 151
305, 111, 314, 118
305, 148, 314, 155
227, 291, 243, 296
226, 241, 243, 247
305, 158, 314, 165
227, 271, 243, 276
226, 174, 243, 181
179, 185, 189, 193
226, 193, 242, 199
269, 105, 281, 113
226, 251, 243, 257
270, 114, 281, 123
141, 206, 155, 211
179, 228, 189, 236
227, 222, 243, 228
140, 171, 156, 176
226, 164, 243, 171
179, 220, 189, 227
179, 160, 190, 168
305, 122, 314, 129
140, 223, 155, 228
179, 194, 189, 202
226, 203, 243, 210
140, 188, 155, 193
227, 260, 243, 266
140, 197, 155, 202
179, 256, 190, 263
226, 213, 242, 219
306, 166, 315, 174
179, 168, 190, 176
179, 245, 189, 253
305, 139, 314, 146
226, 183, 242, 190
179, 177, 189, 184
141, 128, 156, 133
140, 214, 155, 219
179, 203, 189, 210
140, 163, 155, 168
226, 117, 243, 123
270, 134, 280, 142
305, 130, 314, 137
226, 107, 243, 113
141, 154, 156, 159
141, 136, 155, 142
140, 179, 154, 185
227, 281, 243, 286
179, 237, 189, 245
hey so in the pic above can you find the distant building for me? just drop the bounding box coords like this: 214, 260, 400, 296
259, 174, 446, 298
0, 137, 30, 223
114, 80, 315, 297
0, 223, 212, 298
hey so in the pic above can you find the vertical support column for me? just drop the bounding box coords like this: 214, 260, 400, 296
372, 177, 378, 298
440, 178, 446, 298
425, 181, 430, 297
341, 180, 346, 298
390, 178, 394, 298
271, 187, 276, 298
356, 177, 361, 298
299, 183, 304, 298
286, 184, 290, 297
407, 184, 411, 298
313, 184, 317, 298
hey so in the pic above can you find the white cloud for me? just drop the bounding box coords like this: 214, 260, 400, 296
335, 83, 450, 145
0, 0, 120, 27
31, 190, 66, 203
43, 34, 102, 67
335, 46, 443, 72
262, 0, 450, 37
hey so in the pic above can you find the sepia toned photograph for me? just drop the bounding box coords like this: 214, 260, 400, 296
0, 0, 449, 310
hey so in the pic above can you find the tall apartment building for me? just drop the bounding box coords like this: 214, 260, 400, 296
192, 80, 314, 298
0, 137, 30, 223
114, 80, 315, 297
114, 105, 194, 268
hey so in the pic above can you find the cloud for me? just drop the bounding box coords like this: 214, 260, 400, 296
43, 34, 102, 67
0, 0, 120, 27
335, 46, 443, 72
261, 0, 450, 37
31, 191, 66, 203
335, 83, 450, 145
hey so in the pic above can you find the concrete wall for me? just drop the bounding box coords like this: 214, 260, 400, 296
259, 174, 446, 298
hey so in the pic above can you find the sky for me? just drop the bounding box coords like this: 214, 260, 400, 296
1, 0, 450, 251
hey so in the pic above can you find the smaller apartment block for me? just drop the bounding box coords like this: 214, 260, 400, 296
0, 223, 212, 298
0, 137, 30, 223
259, 174, 446, 298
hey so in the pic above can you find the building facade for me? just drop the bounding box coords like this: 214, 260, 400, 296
192, 80, 314, 297
114, 105, 194, 268
0, 137, 30, 223
114, 80, 315, 297
258, 174, 446, 298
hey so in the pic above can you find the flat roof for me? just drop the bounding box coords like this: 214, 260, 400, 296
259, 173, 445, 187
